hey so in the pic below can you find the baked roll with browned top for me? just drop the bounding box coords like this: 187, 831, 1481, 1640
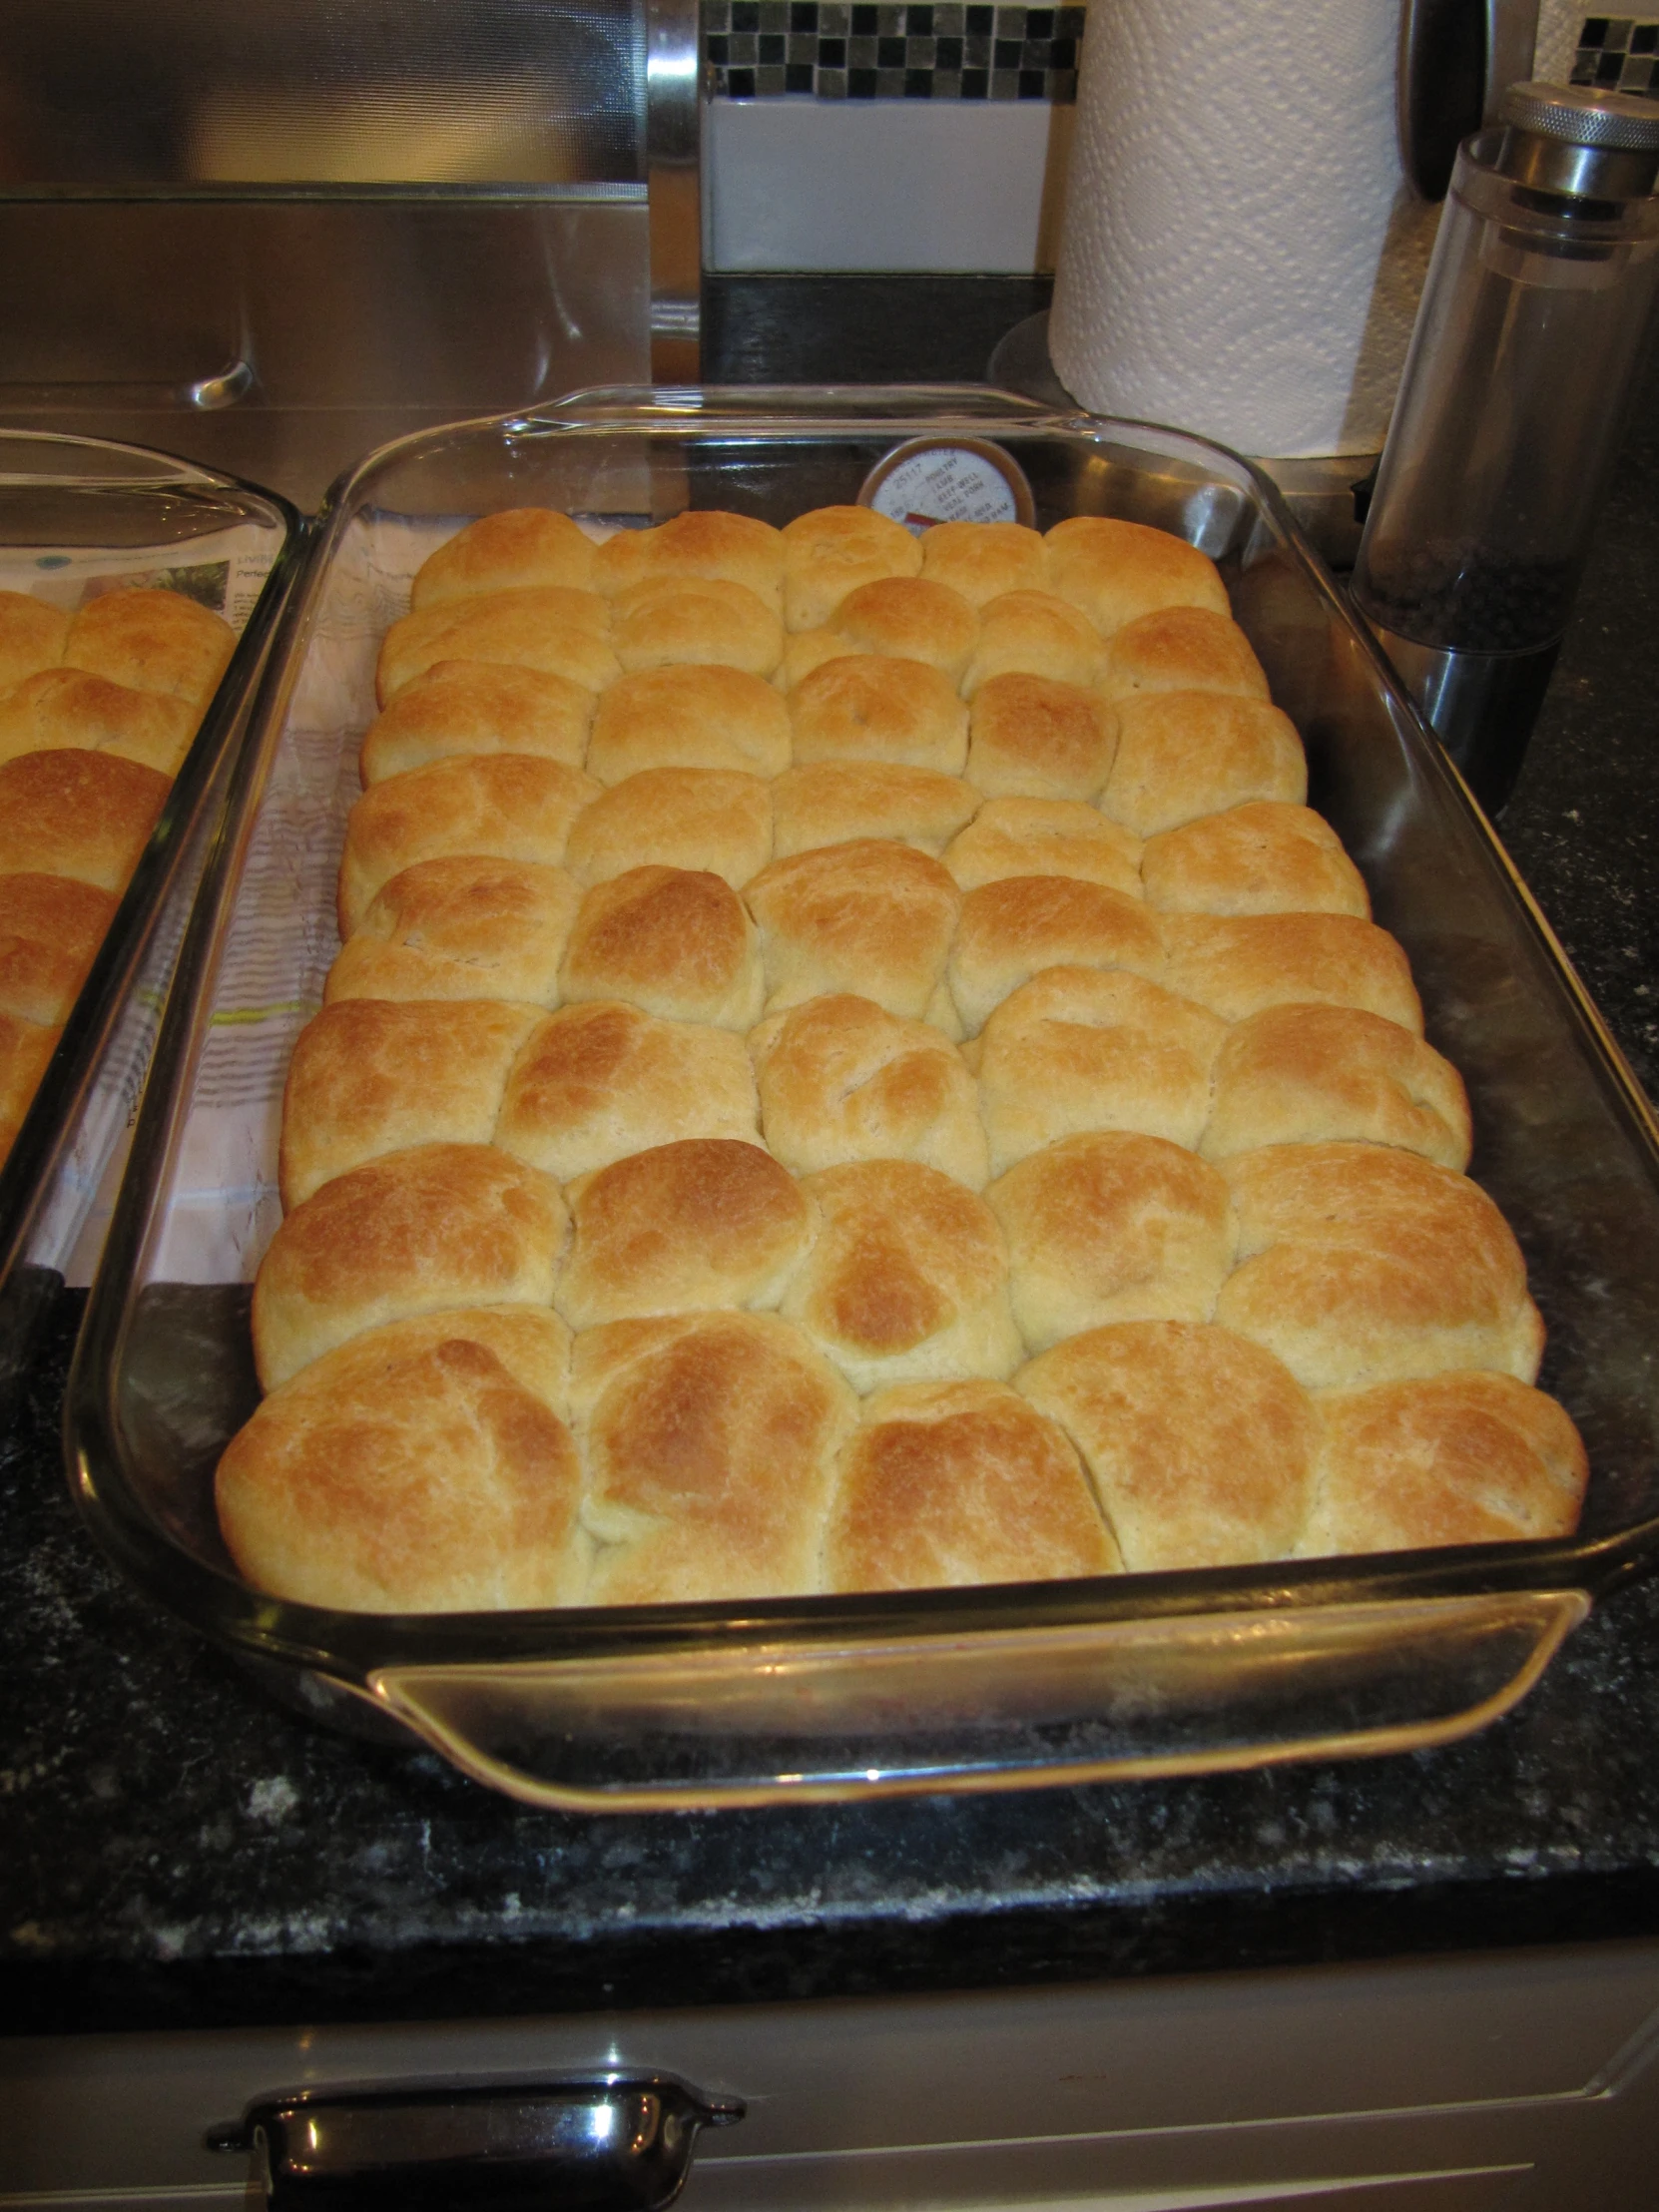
1160, 911, 1423, 1032
964, 674, 1119, 802
944, 798, 1141, 896
988, 1131, 1238, 1351
973, 966, 1226, 1171
561, 864, 764, 1029
325, 856, 581, 1009
781, 504, 921, 632
948, 873, 1165, 1035
1103, 692, 1307, 838
337, 755, 600, 933
771, 761, 978, 860
778, 1157, 1021, 1393
1043, 516, 1232, 635
556, 1136, 814, 1328
609, 576, 783, 681
1141, 802, 1371, 920
0, 750, 169, 893
1201, 1002, 1471, 1170
750, 991, 988, 1187
0, 873, 118, 1028
63, 587, 236, 711
217, 1308, 584, 1612
747, 837, 962, 1022
586, 664, 791, 782
825, 1379, 1121, 1592
411, 509, 599, 607
252, 1142, 568, 1389
595, 509, 784, 611
0, 668, 197, 778
1216, 1142, 1544, 1389
564, 769, 773, 890
1099, 608, 1270, 706
495, 1001, 760, 1181
573, 1311, 858, 1602
1299, 1372, 1588, 1557
376, 585, 617, 704
358, 660, 594, 784
788, 654, 968, 776
1017, 1320, 1317, 1572
919, 519, 1047, 607
962, 591, 1103, 695
0, 589, 70, 693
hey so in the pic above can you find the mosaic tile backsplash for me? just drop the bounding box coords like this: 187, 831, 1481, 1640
1570, 16, 1659, 92
703, 1, 1084, 102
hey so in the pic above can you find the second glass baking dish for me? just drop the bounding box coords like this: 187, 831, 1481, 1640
65, 387, 1659, 1810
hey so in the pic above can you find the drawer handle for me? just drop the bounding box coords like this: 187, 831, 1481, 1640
207, 2075, 743, 2212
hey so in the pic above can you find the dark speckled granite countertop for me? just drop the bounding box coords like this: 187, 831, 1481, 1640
4, 278, 1659, 2036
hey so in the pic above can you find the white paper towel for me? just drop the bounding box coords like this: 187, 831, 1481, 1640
1049, 0, 1441, 459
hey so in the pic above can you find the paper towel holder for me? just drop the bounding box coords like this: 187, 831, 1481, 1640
1398, 0, 1541, 197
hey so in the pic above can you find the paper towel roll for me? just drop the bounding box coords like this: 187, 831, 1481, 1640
1049, 0, 1441, 459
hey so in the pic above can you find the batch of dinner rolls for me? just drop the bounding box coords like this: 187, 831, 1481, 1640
0, 585, 237, 1169
213, 504, 1589, 1614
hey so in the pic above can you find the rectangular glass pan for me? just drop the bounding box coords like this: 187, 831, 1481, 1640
0, 430, 302, 1407
66, 387, 1659, 1812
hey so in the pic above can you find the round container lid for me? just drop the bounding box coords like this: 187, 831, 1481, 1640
1502, 81, 1659, 152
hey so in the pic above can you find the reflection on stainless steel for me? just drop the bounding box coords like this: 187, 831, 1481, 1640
647, 0, 703, 380
0, 0, 645, 185
0, 199, 651, 506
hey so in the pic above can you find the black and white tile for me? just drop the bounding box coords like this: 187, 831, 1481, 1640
703, 2, 1085, 102
1570, 16, 1659, 93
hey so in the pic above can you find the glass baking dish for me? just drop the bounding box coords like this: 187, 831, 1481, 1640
64, 387, 1659, 1812
0, 430, 302, 1409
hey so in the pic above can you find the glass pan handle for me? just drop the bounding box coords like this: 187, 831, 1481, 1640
371, 1589, 1589, 1814
209, 2077, 743, 2212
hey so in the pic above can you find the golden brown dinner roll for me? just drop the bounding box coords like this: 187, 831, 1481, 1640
1160, 912, 1424, 1033
557, 1137, 814, 1328
336, 755, 600, 935
746, 838, 962, 1022
586, 664, 791, 783
216, 1308, 584, 1612
987, 1131, 1237, 1352
943, 798, 1142, 896
324, 856, 581, 1009
947, 873, 1165, 1036
775, 626, 860, 692
495, 1001, 760, 1181
609, 576, 783, 680
1098, 608, 1270, 706
251, 1142, 568, 1391
1201, 1003, 1472, 1170
960, 590, 1103, 695
0, 1011, 59, 1168
789, 654, 969, 776
376, 587, 617, 705
0, 872, 118, 1026
1101, 692, 1308, 838
573, 1310, 857, 1602
974, 966, 1227, 1172
964, 674, 1119, 803
62, 588, 235, 712
770, 762, 978, 859
825, 1379, 1121, 1592
0, 668, 198, 778
781, 504, 921, 632
1216, 1142, 1545, 1389
1141, 801, 1371, 919
1043, 516, 1233, 636
358, 660, 594, 785
411, 509, 599, 608
828, 576, 978, 684
919, 520, 1047, 607
563, 768, 772, 890
1018, 1320, 1317, 1572
779, 1158, 1020, 1394
0, 750, 169, 894
561, 865, 764, 1029
277, 998, 541, 1209
595, 508, 784, 612
1299, 1372, 1588, 1557
750, 992, 988, 1187
0, 590, 69, 694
